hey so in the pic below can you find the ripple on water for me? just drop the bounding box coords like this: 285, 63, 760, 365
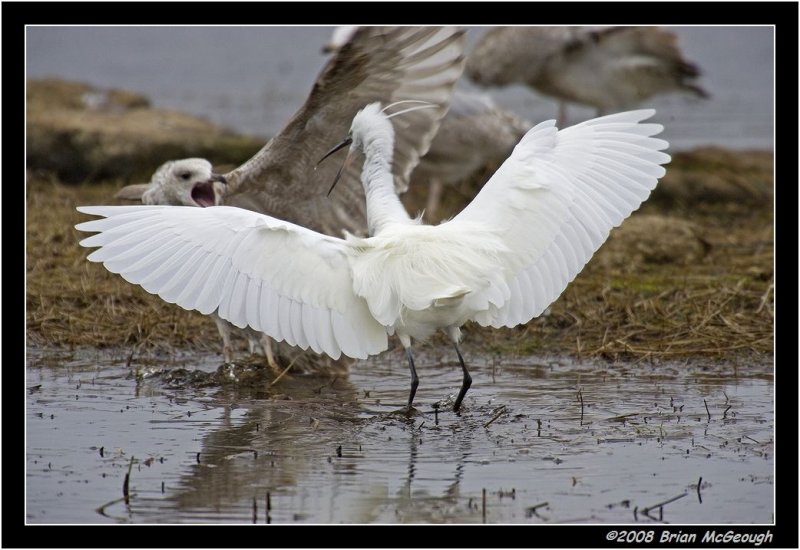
26, 347, 773, 524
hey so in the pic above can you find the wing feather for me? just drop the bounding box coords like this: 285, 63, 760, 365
76, 205, 388, 359
223, 26, 465, 236
454, 109, 670, 328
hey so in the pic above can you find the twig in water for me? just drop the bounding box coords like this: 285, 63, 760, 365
266, 491, 272, 524
483, 406, 507, 428
704, 399, 711, 421
482, 488, 486, 524
123, 456, 135, 505
95, 497, 126, 518
641, 492, 688, 520
696, 477, 703, 503
525, 501, 549, 519
269, 354, 301, 387
743, 435, 761, 444
577, 389, 584, 425
252, 497, 257, 524
723, 405, 732, 418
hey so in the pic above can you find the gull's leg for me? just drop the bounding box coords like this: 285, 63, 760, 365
213, 315, 234, 364
425, 177, 444, 223
399, 334, 419, 412
448, 327, 471, 412
557, 101, 568, 127
260, 334, 281, 374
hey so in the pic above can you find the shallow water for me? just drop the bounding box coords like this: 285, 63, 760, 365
25, 26, 774, 152
26, 348, 773, 524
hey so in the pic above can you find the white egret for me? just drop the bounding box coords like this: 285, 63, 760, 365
111, 27, 466, 369
466, 26, 708, 125
77, 102, 670, 413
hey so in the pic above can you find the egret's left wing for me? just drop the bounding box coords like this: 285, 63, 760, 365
452, 110, 671, 328
75, 205, 387, 359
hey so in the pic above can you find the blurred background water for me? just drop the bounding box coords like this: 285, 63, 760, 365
26, 26, 774, 152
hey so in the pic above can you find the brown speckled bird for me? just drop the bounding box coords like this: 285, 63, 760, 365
466, 26, 708, 125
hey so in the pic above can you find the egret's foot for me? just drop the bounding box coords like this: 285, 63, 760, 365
452, 398, 469, 414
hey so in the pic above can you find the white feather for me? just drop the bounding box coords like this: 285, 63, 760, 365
76, 205, 388, 359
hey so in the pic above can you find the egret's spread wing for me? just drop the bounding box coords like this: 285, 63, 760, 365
453, 110, 671, 328
224, 27, 465, 235
76, 205, 387, 359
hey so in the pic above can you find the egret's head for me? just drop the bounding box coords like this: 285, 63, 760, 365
116, 158, 227, 207
317, 101, 438, 196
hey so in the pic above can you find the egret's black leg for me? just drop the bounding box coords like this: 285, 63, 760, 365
453, 344, 472, 412
405, 348, 419, 412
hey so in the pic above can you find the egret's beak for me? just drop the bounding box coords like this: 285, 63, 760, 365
316, 137, 353, 196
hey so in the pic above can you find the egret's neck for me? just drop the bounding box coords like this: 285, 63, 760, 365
360, 130, 413, 236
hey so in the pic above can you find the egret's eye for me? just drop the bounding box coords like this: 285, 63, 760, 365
179, 172, 192, 181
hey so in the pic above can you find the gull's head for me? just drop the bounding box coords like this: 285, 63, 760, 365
140, 158, 227, 207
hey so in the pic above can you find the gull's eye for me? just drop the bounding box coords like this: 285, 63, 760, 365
179, 172, 192, 181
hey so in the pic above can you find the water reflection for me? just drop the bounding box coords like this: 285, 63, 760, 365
26, 349, 773, 524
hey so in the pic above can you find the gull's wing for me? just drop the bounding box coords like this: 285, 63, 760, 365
223, 27, 466, 235
465, 26, 575, 87
452, 110, 671, 328
76, 205, 387, 359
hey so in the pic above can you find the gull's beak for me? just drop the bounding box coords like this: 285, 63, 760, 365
316, 137, 352, 196
192, 173, 228, 207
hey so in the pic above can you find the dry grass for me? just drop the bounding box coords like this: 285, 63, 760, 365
26, 149, 774, 363
27, 175, 218, 353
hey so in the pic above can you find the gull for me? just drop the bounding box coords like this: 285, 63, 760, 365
110, 26, 466, 369
408, 90, 530, 222
466, 26, 708, 124
76, 102, 670, 413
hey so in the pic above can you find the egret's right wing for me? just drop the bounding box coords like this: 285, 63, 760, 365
76, 205, 387, 359
224, 27, 465, 235
453, 110, 671, 328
